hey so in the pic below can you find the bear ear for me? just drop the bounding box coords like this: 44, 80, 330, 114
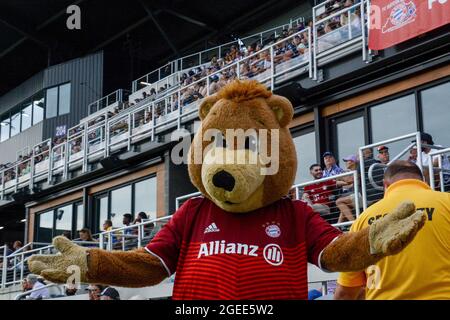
266, 94, 294, 127
199, 95, 219, 120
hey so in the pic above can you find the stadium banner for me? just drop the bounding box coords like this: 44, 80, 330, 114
368, 0, 450, 50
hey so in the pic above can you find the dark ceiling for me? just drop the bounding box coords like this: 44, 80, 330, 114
0, 0, 307, 96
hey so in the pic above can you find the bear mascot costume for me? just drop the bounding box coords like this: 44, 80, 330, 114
28, 80, 426, 299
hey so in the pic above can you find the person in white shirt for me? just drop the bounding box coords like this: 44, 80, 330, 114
414, 132, 450, 188
25, 274, 49, 300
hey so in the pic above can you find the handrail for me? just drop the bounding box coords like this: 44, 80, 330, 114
131, 16, 305, 91
428, 147, 450, 191
359, 132, 424, 210
14, 283, 61, 300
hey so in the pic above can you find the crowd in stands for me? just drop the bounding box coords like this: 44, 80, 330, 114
315, 0, 363, 52
300, 132, 450, 226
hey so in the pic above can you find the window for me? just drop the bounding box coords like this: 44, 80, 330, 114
58, 83, 71, 115
293, 131, 317, 184
76, 203, 84, 232
35, 201, 81, 242
37, 210, 54, 243
33, 92, 45, 125
336, 116, 365, 164
134, 177, 157, 220
110, 185, 132, 228
0, 114, 9, 142
10, 110, 21, 137
21, 101, 33, 131
93, 176, 158, 232
55, 204, 73, 237
420, 81, 450, 146
46, 87, 58, 118
370, 94, 416, 155
98, 195, 108, 231
45, 83, 71, 119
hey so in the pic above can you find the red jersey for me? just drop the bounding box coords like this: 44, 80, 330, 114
303, 180, 336, 205
146, 197, 341, 300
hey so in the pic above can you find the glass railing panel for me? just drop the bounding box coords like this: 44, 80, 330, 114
87, 125, 105, 156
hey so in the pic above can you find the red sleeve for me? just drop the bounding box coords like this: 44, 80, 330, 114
297, 201, 342, 267
145, 199, 192, 276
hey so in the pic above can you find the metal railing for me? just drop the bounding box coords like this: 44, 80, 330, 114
292, 170, 360, 228
131, 17, 306, 92
358, 132, 425, 210
14, 283, 62, 300
99, 215, 172, 251
312, 0, 368, 80
0, 28, 312, 198
1, 241, 99, 288
174, 171, 360, 230
428, 148, 450, 192
87, 89, 131, 115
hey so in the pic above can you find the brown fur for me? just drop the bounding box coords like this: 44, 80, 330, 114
87, 248, 167, 287
188, 80, 297, 212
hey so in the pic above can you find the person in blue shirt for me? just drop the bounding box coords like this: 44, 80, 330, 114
322, 151, 345, 178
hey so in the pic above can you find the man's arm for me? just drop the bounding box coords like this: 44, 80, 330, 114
334, 284, 365, 300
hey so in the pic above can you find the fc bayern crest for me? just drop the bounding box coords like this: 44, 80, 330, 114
265, 224, 281, 238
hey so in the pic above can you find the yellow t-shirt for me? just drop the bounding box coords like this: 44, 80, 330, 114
337, 179, 450, 300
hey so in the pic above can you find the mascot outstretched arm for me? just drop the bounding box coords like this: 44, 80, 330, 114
29, 80, 425, 299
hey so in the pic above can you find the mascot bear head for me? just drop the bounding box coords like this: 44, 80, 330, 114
188, 80, 297, 212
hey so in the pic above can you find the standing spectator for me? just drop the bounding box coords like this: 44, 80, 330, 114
322, 151, 345, 178
302, 164, 336, 215
86, 284, 105, 301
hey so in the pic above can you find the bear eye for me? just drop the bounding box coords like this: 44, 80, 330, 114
244, 136, 258, 152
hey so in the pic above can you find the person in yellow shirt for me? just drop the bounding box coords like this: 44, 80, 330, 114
335, 160, 450, 300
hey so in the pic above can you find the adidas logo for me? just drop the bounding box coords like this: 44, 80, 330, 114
204, 222, 220, 234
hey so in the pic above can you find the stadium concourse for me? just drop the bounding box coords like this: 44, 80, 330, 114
1, 0, 450, 301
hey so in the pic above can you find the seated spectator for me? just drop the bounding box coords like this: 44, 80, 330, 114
302, 164, 336, 216
103, 219, 116, 246
99, 287, 120, 300
133, 211, 148, 224
377, 145, 390, 165
86, 284, 105, 301
13, 240, 23, 252
78, 228, 98, 247
322, 151, 345, 177
65, 284, 78, 296
62, 231, 72, 240
24, 274, 49, 300
336, 155, 361, 223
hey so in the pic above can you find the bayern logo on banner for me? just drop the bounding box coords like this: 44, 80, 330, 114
369, 0, 450, 50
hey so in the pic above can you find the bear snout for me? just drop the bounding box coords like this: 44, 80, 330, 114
212, 170, 236, 192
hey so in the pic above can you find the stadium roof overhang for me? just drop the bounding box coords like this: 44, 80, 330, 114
0, 0, 310, 97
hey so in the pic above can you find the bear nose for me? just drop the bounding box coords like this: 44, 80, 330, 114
212, 170, 235, 192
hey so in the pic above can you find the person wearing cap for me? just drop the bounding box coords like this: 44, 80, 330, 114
322, 151, 345, 178
100, 287, 120, 300
25, 274, 49, 300
335, 155, 360, 223
377, 146, 390, 165
335, 160, 450, 300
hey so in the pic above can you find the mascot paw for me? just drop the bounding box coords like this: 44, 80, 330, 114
28, 236, 89, 284
368, 200, 426, 255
